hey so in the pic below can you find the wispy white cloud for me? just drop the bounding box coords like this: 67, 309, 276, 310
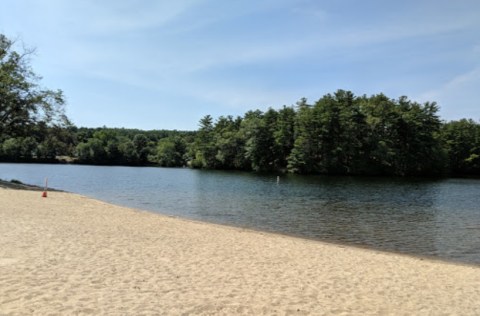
33, 0, 480, 78
3, 0, 480, 128
52, 0, 203, 35
417, 66, 480, 120
185, 82, 306, 111
55, 0, 480, 119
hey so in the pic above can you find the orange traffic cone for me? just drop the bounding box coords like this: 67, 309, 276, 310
42, 177, 48, 198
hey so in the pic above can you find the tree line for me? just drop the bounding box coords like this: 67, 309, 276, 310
189, 93, 480, 176
1, 34, 479, 176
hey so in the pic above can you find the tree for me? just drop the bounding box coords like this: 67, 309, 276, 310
213, 115, 246, 169
37, 135, 65, 160
191, 115, 216, 168
360, 93, 399, 174
75, 138, 107, 164
1, 138, 22, 160
274, 106, 296, 170
242, 110, 276, 171
441, 119, 480, 175
155, 136, 186, 167
0, 34, 70, 138
132, 134, 149, 164
288, 98, 317, 173
117, 138, 139, 165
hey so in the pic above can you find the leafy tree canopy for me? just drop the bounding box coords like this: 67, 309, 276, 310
0, 34, 70, 139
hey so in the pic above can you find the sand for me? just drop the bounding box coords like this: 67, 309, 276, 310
0, 188, 479, 315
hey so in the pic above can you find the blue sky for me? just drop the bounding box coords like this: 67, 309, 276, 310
1, 0, 479, 130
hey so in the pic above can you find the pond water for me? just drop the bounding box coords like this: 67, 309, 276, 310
1, 163, 480, 265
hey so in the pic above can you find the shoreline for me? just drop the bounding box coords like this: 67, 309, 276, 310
0, 179, 63, 192
1, 188, 479, 314
135, 207, 480, 269
0, 179, 46, 191
1, 177, 478, 268
2, 161, 480, 180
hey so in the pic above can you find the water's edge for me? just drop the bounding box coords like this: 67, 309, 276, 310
2, 163, 480, 266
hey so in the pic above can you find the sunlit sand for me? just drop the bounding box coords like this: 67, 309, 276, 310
1, 188, 479, 315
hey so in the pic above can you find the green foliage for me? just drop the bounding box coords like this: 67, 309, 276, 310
441, 119, 480, 175
1, 138, 23, 159
190, 90, 477, 177
71, 127, 195, 166
287, 99, 315, 173
191, 115, 216, 168
213, 115, 246, 170
1, 36, 478, 179
0, 34, 73, 162
242, 110, 277, 171
37, 135, 65, 159
0, 136, 38, 161
0, 55, 196, 167
274, 106, 296, 170
154, 136, 187, 167
0, 34, 69, 138
76, 130, 141, 165
76, 138, 107, 164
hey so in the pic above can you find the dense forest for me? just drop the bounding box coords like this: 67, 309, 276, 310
1, 34, 480, 176
186, 94, 480, 176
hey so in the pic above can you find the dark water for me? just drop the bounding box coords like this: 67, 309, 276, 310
1, 163, 480, 265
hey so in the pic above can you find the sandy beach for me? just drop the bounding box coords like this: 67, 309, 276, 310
1, 188, 479, 315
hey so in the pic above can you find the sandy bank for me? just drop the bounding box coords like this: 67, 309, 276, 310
0, 188, 479, 315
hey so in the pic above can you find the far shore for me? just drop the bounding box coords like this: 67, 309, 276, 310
2, 160, 480, 180
1, 187, 479, 315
